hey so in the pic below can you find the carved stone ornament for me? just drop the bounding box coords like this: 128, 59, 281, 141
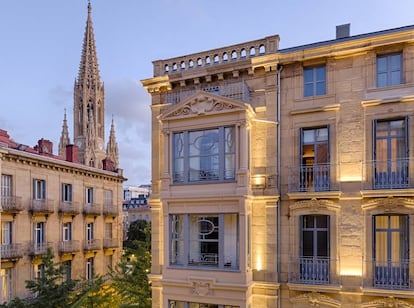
188, 276, 215, 297
290, 198, 340, 214
362, 197, 414, 212
290, 292, 341, 307
161, 91, 248, 120
362, 296, 414, 308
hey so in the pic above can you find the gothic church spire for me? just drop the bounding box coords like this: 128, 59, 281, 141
106, 116, 119, 168
58, 109, 71, 159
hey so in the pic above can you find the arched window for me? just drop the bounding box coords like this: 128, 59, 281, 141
231, 50, 237, 60
259, 44, 265, 54
164, 64, 169, 73
197, 58, 202, 66
214, 54, 219, 64
205, 56, 211, 65
172, 63, 178, 71
223, 52, 228, 62
241, 49, 246, 58
180, 61, 186, 70
250, 47, 256, 57
189, 59, 194, 68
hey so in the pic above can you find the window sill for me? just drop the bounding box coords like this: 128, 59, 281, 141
168, 265, 240, 272
172, 179, 237, 186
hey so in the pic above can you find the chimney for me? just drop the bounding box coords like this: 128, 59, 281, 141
336, 23, 350, 39
102, 157, 115, 172
66, 144, 79, 163
37, 139, 53, 155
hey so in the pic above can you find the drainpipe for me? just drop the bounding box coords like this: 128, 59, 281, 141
276, 64, 283, 307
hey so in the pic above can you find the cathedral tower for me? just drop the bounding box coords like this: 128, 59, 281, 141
73, 2, 107, 168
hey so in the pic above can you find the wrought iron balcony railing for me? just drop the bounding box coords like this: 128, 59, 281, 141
58, 240, 80, 254
1, 243, 24, 260
288, 164, 340, 193
103, 238, 119, 249
362, 159, 413, 190
83, 239, 101, 251
1, 196, 23, 212
83, 203, 102, 216
59, 201, 80, 215
30, 199, 54, 214
29, 242, 53, 256
288, 256, 340, 285
363, 260, 412, 290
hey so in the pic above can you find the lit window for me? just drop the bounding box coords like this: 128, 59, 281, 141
170, 213, 239, 269
304, 66, 326, 97
377, 53, 402, 88
173, 127, 235, 183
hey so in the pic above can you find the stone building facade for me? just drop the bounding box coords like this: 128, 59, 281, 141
0, 3, 124, 303
142, 24, 414, 307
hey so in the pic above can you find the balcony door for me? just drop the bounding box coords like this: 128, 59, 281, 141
300, 215, 330, 284
300, 127, 329, 191
373, 118, 408, 189
373, 215, 409, 289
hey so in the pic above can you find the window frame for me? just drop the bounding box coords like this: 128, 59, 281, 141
376, 52, 402, 88
172, 126, 236, 184
85, 187, 94, 204
303, 65, 326, 97
86, 257, 94, 280
33, 179, 46, 200
62, 183, 72, 202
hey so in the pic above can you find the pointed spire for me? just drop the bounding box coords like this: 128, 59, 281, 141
106, 115, 119, 168
58, 109, 71, 158
77, 1, 101, 86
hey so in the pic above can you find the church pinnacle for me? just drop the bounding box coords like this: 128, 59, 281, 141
71, 2, 119, 170
58, 109, 71, 159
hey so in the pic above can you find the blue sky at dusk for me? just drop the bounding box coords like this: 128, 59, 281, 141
0, 0, 413, 185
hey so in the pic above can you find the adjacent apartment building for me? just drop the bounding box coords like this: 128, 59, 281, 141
0, 3, 124, 303
142, 24, 414, 307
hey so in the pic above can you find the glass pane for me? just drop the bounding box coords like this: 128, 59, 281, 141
390, 54, 401, 70
316, 143, 328, 164
302, 230, 313, 256
377, 56, 387, 73
316, 67, 326, 81
315, 81, 326, 95
316, 215, 328, 228
317, 231, 328, 257
375, 231, 388, 262
377, 73, 387, 87
304, 68, 313, 82
391, 71, 401, 85
304, 84, 313, 97
302, 215, 314, 228
223, 214, 238, 267
303, 130, 315, 143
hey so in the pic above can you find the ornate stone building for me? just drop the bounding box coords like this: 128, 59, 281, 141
143, 24, 414, 307
0, 3, 124, 303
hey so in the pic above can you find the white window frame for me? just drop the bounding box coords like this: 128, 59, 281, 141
62, 183, 72, 202
33, 179, 46, 200
85, 187, 94, 204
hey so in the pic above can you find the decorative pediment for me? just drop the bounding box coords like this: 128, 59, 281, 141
362, 296, 414, 308
290, 198, 340, 214
362, 196, 414, 212
290, 292, 341, 307
160, 91, 252, 120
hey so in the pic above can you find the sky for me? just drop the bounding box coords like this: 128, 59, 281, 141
0, 0, 413, 186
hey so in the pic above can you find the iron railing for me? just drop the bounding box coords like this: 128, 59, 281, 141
288, 164, 339, 193
289, 256, 339, 285
364, 260, 412, 290
362, 159, 411, 190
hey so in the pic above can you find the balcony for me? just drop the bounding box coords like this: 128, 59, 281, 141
363, 260, 413, 290
288, 256, 340, 285
103, 204, 119, 216
83, 203, 101, 216
362, 159, 413, 190
58, 240, 80, 254
288, 164, 340, 193
1, 196, 23, 213
29, 242, 53, 256
30, 199, 54, 214
1, 243, 24, 260
83, 239, 101, 251
59, 201, 80, 215
103, 238, 119, 249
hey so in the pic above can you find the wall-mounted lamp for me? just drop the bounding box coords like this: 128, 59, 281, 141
252, 174, 266, 188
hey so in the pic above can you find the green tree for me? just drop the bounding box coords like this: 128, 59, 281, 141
110, 220, 151, 307
24, 248, 78, 308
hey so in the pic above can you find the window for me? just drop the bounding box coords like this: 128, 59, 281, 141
63, 222, 72, 241
105, 255, 113, 271
35, 264, 45, 279
63, 260, 72, 281
33, 179, 46, 200
62, 183, 72, 202
86, 223, 94, 241
170, 213, 239, 269
373, 215, 409, 289
300, 127, 329, 191
0, 268, 12, 303
104, 190, 112, 206
373, 118, 408, 189
85, 187, 93, 204
1, 174, 12, 197
34, 222, 45, 246
173, 127, 235, 183
377, 53, 402, 88
304, 66, 326, 97
1, 222, 12, 245
300, 215, 330, 284
86, 257, 94, 280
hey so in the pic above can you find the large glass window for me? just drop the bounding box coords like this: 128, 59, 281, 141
304, 66, 326, 97
170, 213, 239, 269
173, 127, 235, 183
300, 215, 330, 284
377, 53, 402, 88
373, 214, 409, 289
300, 127, 329, 191
33, 179, 46, 200
373, 118, 408, 189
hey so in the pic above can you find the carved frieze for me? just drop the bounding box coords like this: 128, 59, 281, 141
290, 292, 341, 307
